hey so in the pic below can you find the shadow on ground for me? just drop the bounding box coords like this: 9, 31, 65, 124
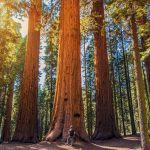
0, 135, 141, 150
0, 141, 110, 150
94, 135, 141, 150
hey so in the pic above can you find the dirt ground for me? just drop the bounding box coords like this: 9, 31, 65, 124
0, 135, 141, 150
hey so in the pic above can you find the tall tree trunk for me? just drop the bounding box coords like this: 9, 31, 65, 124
144, 59, 150, 93
45, 0, 88, 142
1, 81, 14, 142
83, 36, 90, 137
130, 13, 150, 150
92, 0, 119, 140
89, 77, 93, 138
12, 0, 42, 143
116, 52, 126, 136
142, 66, 150, 110
108, 28, 119, 129
49, 32, 53, 125
126, 53, 136, 124
120, 29, 136, 135
140, 15, 150, 95
39, 112, 44, 140
45, 100, 48, 134
0, 85, 7, 132
112, 64, 119, 130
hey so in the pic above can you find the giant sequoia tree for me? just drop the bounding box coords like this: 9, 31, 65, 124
92, 0, 119, 140
45, 0, 88, 141
12, 0, 42, 143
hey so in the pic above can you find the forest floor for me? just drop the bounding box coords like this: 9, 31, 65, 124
0, 135, 141, 150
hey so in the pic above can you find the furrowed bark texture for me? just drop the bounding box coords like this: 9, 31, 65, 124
45, 0, 88, 142
92, 0, 119, 140
12, 0, 41, 143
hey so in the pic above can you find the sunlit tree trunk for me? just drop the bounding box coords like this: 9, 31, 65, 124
12, 0, 42, 143
2, 81, 14, 142
92, 0, 119, 140
130, 13, 150, 150
45, 0, 88, 142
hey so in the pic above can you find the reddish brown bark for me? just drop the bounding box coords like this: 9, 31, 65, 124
12, 0, 41, 143
92, 0, 119, 140
45, 0, 88, 142
2, 81, 14, 142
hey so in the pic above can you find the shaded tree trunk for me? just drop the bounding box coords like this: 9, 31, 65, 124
144, 59, 150, 94
92, 0, 119, 140
2, 81, 14, 142
0, 85, 7, 131
89, 77, 93, 138
120, 29, 136, 135
50, 62, 53, 124
0, 85, 7, 139
130, 13, 150, 150
12, 0, 42, 143
140, 15, 150, 95
112, 64, 119, 130
108, 28, 119, 129
116, 51, 126, 136
142, 66, 150, 110
45, 0, 88, 142
39, 114, 44, 140
45, 100, 48, 134
83, 36, 90, 137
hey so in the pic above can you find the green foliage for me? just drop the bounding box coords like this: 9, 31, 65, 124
0, 5, 23, 88
0, 2, 26, 138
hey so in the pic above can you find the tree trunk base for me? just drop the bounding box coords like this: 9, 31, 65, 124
45, 126, 89, 142
12, 135, 38, 143
92, 131, 121, 140
45, 129, 62, 142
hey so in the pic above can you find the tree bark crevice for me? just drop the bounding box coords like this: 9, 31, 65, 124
45, 0, 88, 142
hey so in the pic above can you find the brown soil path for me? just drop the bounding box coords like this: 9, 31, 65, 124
0, 136, 141, 150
